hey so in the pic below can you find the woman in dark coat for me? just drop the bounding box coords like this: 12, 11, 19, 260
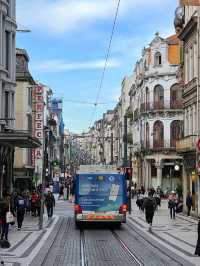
195, 217, 200, 256
0, 192, 13, 241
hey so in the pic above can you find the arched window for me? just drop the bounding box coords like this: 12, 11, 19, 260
146, 122, 150, 149
146, 87, 150, 110
154, 85, 164, 109
170, 84, 182, 109
171, 120, 183, 147
154, 52, 162, 66
153, 121, 164, 148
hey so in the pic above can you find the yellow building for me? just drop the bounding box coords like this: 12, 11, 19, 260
14, 49, 40, 191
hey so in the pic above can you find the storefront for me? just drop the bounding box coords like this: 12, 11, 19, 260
0, 131, 41, 195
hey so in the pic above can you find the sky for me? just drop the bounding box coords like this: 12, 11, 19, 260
16, 0, 178, 133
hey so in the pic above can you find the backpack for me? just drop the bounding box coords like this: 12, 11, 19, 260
145, 198, 155, 210
17, 198, 25, 209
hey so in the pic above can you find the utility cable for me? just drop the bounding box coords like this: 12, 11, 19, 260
89, 0, 121, 128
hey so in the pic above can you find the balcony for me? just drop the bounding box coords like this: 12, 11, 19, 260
140, 100, 183, 113
141, 140, 176, 152
176, 135, 197, 153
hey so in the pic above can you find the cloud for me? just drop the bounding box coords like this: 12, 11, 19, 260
16, 0, 171, 34
30, 58, 121, 72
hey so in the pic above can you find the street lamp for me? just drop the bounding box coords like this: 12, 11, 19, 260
39, 126, 49, 230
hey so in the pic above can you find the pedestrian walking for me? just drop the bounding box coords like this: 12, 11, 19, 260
168, 191, 177, 219
136, 190, 144, 211
186, 192, 192, 216
0, 192, 14, 243
14, 193, 26, 230
31, 191, 39, 216
143, 192, 157, 232
45, 191, 55, 218
195, 217, 200, 256
58, 184, 64, 200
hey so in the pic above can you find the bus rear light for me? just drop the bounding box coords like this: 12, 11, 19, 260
119, 204, 127, 214
75, 204, 82, 214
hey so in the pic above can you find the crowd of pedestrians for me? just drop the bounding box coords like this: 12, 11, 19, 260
0, 186, 56, 248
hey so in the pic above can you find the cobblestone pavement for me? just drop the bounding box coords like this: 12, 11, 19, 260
2, 199, 200, 266
30, 200, 196, 266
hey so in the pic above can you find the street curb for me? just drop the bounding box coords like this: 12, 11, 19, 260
127, 217, 195, 266
29, 217, 63, 266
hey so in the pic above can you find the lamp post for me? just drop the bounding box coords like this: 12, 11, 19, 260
39, 126, 49, 230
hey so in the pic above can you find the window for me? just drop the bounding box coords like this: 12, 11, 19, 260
154, 52, 162, 66
146, 87, 150, 110
28, 87, 32, 107
5, 31, 9, 71
154, 85, 164, 109
153, 121, 164, 148
146, 122, 150, 148
11, 93, 14, 119
170, 84, 182, 109
171, 120, 182, 147
5, 91, 9, 118
27, 114, 32, 132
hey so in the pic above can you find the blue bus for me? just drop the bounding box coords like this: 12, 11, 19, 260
74, 172, 127, 226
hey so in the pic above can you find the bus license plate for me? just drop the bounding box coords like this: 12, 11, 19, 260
86, 214, 116, 220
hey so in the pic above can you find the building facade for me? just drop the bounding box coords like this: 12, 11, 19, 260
0, 0, 17, 193
131, 33, 183, 192
14, 48, 36, 191
175, 1, 200, 215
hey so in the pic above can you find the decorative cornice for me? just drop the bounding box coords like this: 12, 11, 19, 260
178, 16, 197, 41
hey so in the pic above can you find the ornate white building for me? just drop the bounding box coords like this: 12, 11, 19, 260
131, 33, 183, 191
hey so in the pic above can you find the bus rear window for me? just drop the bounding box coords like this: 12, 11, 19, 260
79, 174, 123, 197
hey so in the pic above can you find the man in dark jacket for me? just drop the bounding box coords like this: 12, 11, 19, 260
45, 191, 55, 218
14, 193, 26, 230
186, 192, 192, 216
143, 192, 157, 232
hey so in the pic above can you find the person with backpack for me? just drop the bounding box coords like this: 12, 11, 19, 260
45, 191, 55, 218
143, 191, 157, 232
14, 192, 27, 230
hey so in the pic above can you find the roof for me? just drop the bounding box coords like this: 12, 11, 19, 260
166, 34, 179, 45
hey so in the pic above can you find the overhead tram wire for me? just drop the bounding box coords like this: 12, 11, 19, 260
89, 0, 121, 128
61, 99, 117, 105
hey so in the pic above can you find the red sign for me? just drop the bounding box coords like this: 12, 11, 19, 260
197, 138, 200, 152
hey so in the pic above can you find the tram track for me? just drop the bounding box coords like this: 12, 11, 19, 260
40, 218, 66, 266
80, 229, 88, 266
111, 230, 144, 266
126, 219, 193, 266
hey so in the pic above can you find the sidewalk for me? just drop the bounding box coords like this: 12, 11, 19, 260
128, 199, 200, 266
0, 211, 59, 266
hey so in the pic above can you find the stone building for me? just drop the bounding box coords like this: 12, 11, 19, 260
0, 1, 40, 194
14, 48, 41, 191
175, 1, 200, 215
131, 33, 183, 191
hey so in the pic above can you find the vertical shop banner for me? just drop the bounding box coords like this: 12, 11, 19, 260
35, 85, 44, 160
